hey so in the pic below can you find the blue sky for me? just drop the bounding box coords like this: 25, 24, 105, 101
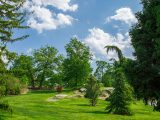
8, 0, 142, 64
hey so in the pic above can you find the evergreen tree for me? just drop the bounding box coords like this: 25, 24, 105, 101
0, 0, 28, 47
0, 0, 28, 113
106, 68, 133, 115
130, 0, 160, 109
85, 75, 100, 106
105, 45, 133, 115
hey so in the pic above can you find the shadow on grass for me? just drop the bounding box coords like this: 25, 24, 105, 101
76, 104, 90, 107
29, 88, 74, 94
85, 111, 107, 114
0, 113, 12, 120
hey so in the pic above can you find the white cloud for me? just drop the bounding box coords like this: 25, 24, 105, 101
28, 0, 78, 12
84, 28, 132, 60
106, 7, 137, 25
23, 0, 78, 33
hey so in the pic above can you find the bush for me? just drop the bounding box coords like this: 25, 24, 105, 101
55, 85, 63, 93
85, 76, 101, 106
0, 74, 21, 95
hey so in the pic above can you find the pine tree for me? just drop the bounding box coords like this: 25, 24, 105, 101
0, 0, 28, 47
85, 76, 101, 106
106, 68, 133, 115
130, 0, 160, 110
105, 46, 133, 115
0, 0, 28, 113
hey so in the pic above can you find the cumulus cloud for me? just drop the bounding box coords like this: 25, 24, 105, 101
84, 28, 132, 60
106, 7, 137, 25
23, 0, 78, 33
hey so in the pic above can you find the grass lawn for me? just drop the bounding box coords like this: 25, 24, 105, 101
0, 90, 160, 120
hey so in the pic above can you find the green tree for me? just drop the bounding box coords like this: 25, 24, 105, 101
85, 75, 101, 106
106, 68, 133, 115
63, 38, 92, 88
0, 0, 28, 113
94, 60, 114, 87
0, 0, 28, 47
130, 0, 160, 109
105, 45, 133, 115
11, 55, 36, 88
33, 46, 63, 89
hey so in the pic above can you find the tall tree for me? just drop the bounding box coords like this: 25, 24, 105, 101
0, 0, 28, 47
0, 0, 28, 113
105, 45, 133, 115
33, 46, 63, 89
11, 55, 36, 88
130, 0, 160, 109
94, 61, 108, 81
106, 68, 133, 115
63, 38, 92, 88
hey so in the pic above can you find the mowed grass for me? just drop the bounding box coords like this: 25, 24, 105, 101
0, 90, 160, 120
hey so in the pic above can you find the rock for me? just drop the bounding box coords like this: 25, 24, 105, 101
99, 87, 114, 100
20, 88, 29, 94
79, 88, 87, 93
68, 94, 84, 98
54, 94, 68, 99
74, 90, 80, 94
101, 91, 109, 98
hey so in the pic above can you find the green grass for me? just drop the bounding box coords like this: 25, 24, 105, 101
0, 90, 160, 120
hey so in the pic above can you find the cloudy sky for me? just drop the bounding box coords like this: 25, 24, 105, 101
8, 0, 142, 64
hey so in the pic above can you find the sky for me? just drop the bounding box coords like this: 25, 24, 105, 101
8, 0, 142, 67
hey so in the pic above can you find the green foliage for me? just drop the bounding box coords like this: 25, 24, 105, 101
0, 74, 21, 95
105, 45, 123, 63
0, 99, 12, 113
63, 38, 92, 88
11, 55, 35, 88
85, 76, 101, 106
129, 0, 160, 108
94, 61, 114, 87
105, 45, 133, 115
33, 45, 64, 88
0, 0, 28, 45
106, 68, 133, 115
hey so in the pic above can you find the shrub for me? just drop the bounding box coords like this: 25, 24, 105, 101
85, 76, 101, 106
0, 74, 21, 95
55, 85, 63, 93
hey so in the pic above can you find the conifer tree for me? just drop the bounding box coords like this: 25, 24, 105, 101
0, 0, 28, 113
105, 46, 133, 115
0, 0, 28, 47
106, 68, 132, 115
129, 0, 160, 110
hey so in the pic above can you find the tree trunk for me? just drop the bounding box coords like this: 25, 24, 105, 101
39, 72, 45, 89
27, 67, 35, 89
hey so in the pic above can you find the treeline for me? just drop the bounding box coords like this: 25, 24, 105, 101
1, 38, 114, 91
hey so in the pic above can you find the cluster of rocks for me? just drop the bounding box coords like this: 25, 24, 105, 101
47, 87, 114, 102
